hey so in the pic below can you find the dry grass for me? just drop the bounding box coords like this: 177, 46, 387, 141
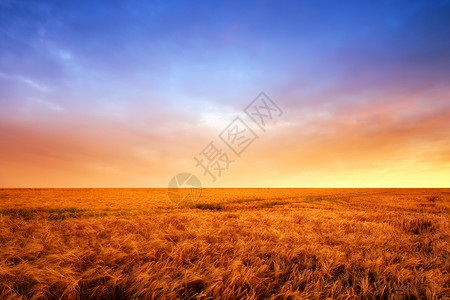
0, 188, 449, 299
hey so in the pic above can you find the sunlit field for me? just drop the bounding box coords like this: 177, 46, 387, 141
0, 188, 449, 299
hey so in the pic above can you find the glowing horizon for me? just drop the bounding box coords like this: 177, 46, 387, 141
1, 1, 449, 188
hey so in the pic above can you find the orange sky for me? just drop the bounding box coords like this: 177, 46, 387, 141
1, 87, 449, 188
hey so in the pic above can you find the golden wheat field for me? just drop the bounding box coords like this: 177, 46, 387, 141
0, 188, 449, 299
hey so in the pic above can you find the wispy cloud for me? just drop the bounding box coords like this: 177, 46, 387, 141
0, 72, 49, 92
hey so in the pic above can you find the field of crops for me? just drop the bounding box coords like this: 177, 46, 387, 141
0, 188, 449, 299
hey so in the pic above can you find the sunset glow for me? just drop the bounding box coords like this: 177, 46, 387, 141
1, 1, 449, 187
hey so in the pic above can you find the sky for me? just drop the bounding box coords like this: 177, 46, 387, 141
1, 0, 449, 188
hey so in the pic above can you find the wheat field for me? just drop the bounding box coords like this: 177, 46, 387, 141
0, 188, 449, 299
